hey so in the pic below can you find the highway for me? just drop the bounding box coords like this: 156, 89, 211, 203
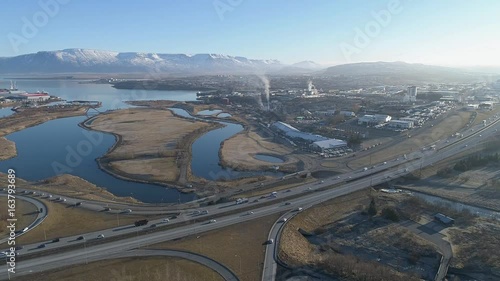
1, 114, 499, 280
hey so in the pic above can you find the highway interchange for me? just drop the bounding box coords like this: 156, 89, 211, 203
1, 113, 500, 280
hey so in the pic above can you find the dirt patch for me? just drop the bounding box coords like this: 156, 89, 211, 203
149, 213, 281, 281
0, 137, 16, 160
15, 256, 224, 281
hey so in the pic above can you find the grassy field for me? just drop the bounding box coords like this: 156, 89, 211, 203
0, 197, 38, 238
348, 110, 472, 169
220, 128, 298, 172
13, 199, 159, 245
0, 137, 16, 160
88, 108, 216, 183
149, 213, 282, 281
15, 257, 224, 281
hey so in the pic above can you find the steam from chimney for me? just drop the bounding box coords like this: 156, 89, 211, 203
258, 75, 270, 111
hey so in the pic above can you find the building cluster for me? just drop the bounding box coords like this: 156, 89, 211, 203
0, 81, 50, 104
270, 121, 348, 154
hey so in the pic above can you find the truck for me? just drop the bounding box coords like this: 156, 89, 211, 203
134, 219, 148, 227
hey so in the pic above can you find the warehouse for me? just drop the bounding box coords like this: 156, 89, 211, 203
310, 139, 348, 152
387, 120, 414, 129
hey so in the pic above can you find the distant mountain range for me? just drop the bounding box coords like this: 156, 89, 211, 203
320, 61, 490, 83
0, 49, 497, 83
0, 49, 286, 75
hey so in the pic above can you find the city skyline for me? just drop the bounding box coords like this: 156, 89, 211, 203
1, 0, 499, 67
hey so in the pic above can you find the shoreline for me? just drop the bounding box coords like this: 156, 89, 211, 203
80, 108, 223, 195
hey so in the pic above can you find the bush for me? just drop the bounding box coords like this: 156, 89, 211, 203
381, 207, 400, 222
367, 198, 377, 216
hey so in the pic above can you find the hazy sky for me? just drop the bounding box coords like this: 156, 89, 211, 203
1, 0, 499, 66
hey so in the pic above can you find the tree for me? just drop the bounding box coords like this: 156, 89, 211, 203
367, 198, 377, 216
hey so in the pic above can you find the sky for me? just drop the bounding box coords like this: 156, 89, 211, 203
0, 0, 499, 66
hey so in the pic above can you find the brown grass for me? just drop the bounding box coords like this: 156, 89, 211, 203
220, 128, 298, 172
349, 110, 471, 169
15, 257, 224, 281
0, 137, 16, 160
88, 108, 214, 183
14, 199, 159, 245
149, 213, 282, 281
0, 197, 38, 237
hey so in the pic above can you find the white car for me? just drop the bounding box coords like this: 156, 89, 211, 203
97, 234, 105, 239
296, 207, 303, 212
247, 211, 254, 215
209, 219, 216, 223
124, 209, 132, 213
163, 218, 170, 222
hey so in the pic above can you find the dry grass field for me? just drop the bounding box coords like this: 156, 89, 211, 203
0, 197, 38, 238
150, 213, 282, 281
13, 199, 157, 245
348, 110, 472, 169
88, 108, 216, 183
15, 257, 224, 281
220, 129, 299, 172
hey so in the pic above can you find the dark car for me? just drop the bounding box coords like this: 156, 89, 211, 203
15, 246, 23, 251
38, 244, 46, 248
150, 224, 157, 228
52, 238, 60, 242
75, 202, 82, 206
76, 236, 85, 241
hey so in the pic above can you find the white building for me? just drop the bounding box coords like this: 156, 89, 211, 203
358, 114, 392, 126
388, 120, 414, 129
270, 121, 328, 143
405, 86, 418, 102
340, 111, 356, 117
310, 139, 348, 152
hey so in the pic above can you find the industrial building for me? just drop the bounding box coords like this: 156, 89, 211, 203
270, 121, 328, 143
358, 114, 392, 126
387, 120, 414, 129
310, 139, 348, 152
403, 86, 418, 102
434, 213, 454, 226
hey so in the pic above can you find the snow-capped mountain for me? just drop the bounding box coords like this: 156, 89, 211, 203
0, 49, 283, 74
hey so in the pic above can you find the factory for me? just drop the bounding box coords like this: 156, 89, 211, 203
310, 139, 348, 152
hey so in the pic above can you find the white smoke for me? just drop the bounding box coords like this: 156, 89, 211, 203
258, 75, 270, 111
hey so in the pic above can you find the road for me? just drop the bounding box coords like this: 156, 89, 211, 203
1, 114, 499, 280
0, 194, 47, 245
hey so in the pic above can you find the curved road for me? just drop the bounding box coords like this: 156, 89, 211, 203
0, 194, 47, 245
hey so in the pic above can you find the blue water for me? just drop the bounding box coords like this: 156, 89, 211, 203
0, 79, 281, 203
197, 109, 222, 116
0, 107, 14, 118
0, 116, 195, 203
170, 108, 284, 180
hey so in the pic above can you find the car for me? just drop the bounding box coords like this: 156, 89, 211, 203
150, 224, 157, 228
62, 198, 66, 202
201, 210, 209, 215
285, 189, 291, 192
383, 162, 387, 165
266, 239, 274, 244
38, 244, 46, 248
284, 202, 291, 205
247, 211, 254, 215
48, 195, 52, 198
336, 176, 341, 179
193, 210, 201, 215
171, 215, 178, 219
76, 236, 85, 240
104, 207, 111, 211
124, 209, 132, 213
296, 207, 303, 212
14, 246, 23, 251
52, 238, 60, 242
209, 219, 216, 223
320, 180, 324, 183
22, 227, 28, 233
281, 218, 287, 222
97, 234, 105, 239
75, 202, 82, 206
163, 218, 170, 222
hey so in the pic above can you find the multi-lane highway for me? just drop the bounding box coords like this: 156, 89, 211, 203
1, 114, 499, 280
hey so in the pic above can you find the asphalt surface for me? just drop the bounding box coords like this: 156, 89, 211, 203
1, 114, 499, 280
0, 194, 47, 245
